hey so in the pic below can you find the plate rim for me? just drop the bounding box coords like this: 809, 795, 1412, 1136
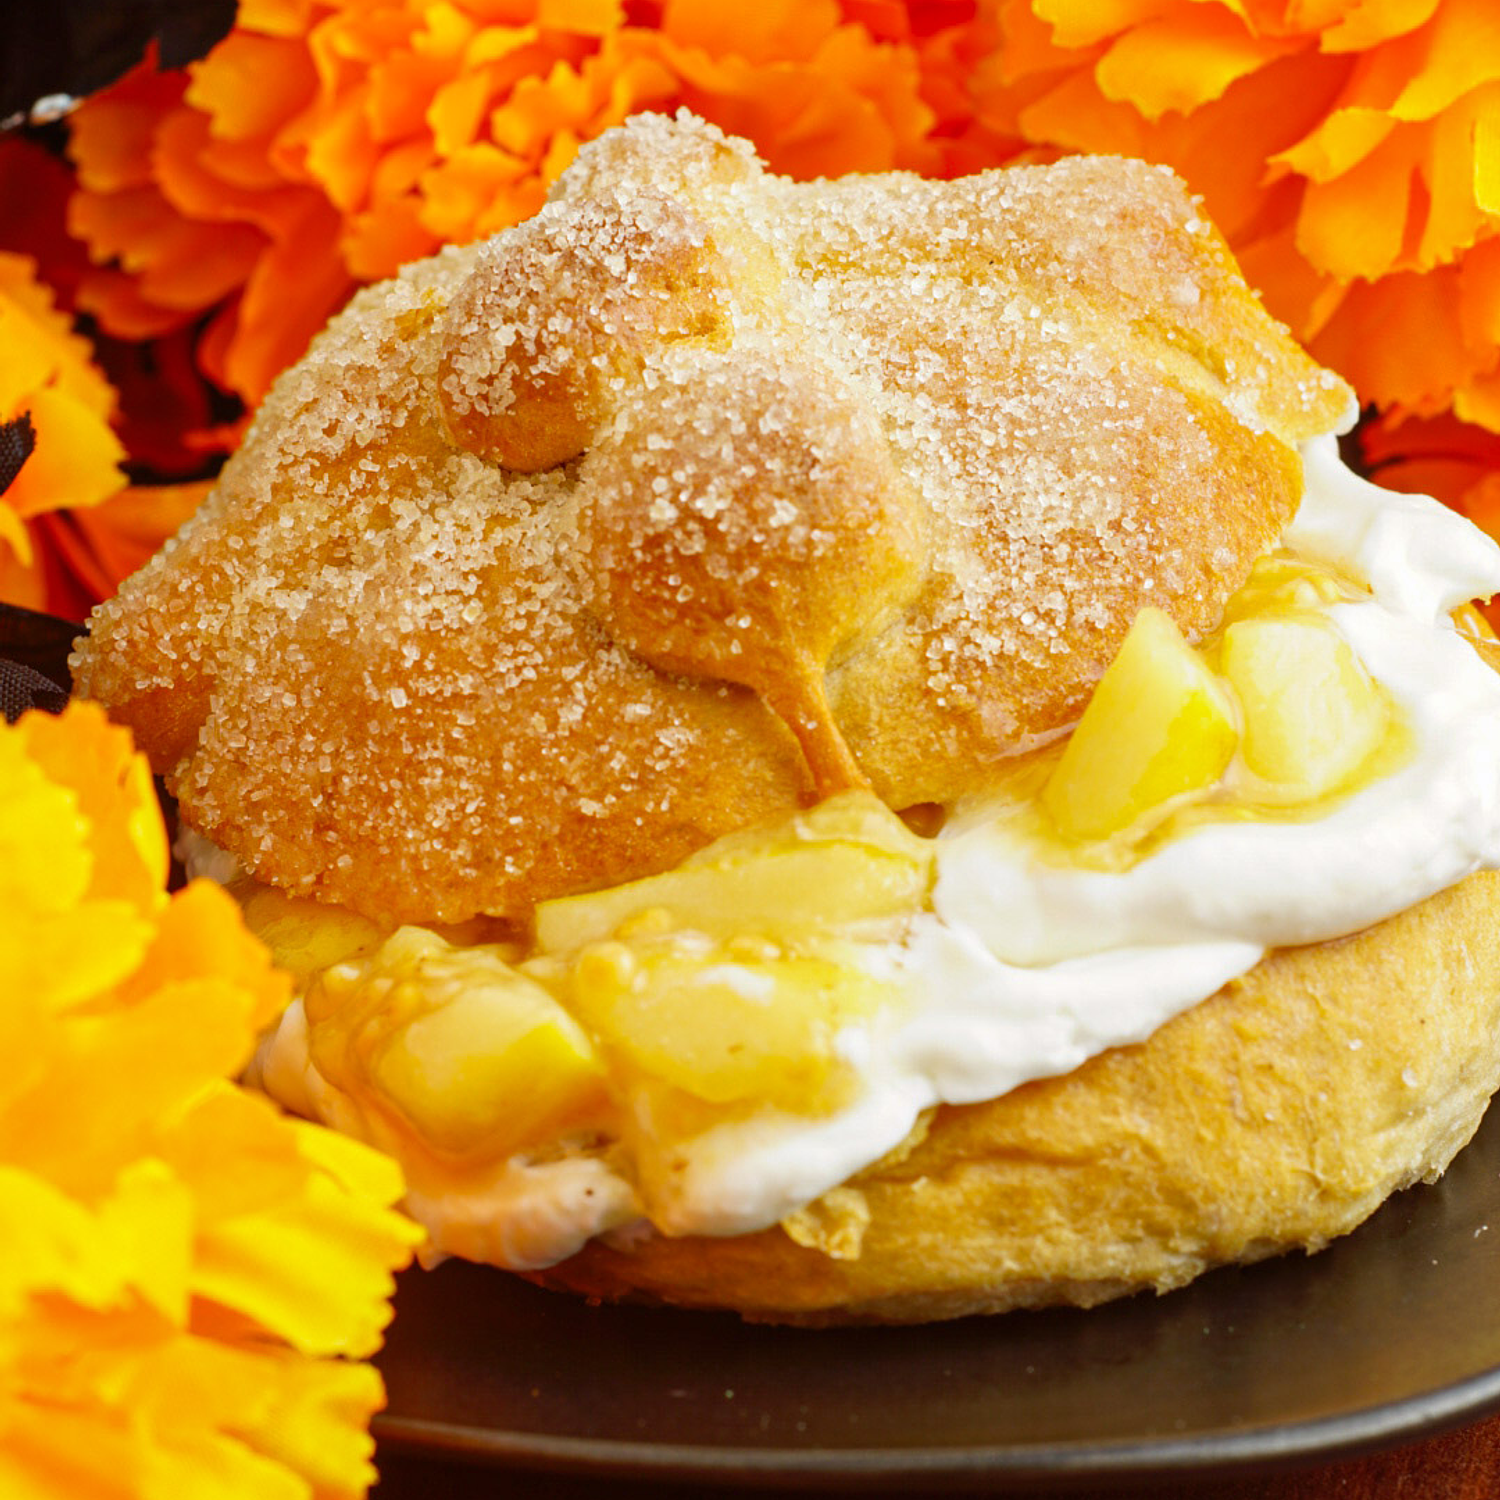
371, 1361, 1500, 1490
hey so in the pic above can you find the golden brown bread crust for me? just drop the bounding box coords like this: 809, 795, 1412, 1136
526, 870, 1500, 1324
73, 113, 1353, 926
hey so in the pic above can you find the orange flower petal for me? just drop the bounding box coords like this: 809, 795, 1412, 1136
222, 199, 355, 404
0, 509, 32, 570
15, 702, 168, 908
2, 387, 126, 523
1295, 123, 1421, 279
63, 480, 213, 603
118, 879, 291, 1034
1274, 104, 1394, 181
72, 269, 191, 341
1389, 0, 1500, 122
537, 0, 623, 31
343, 193, 442, 281
1236, 220, 1348, 342
1319, 0, 1439, 52
1312, 261, 1469, 411
1417, 91, 1495, 268
154, 1083, 310, 1224
429, 65, 502, 156
1032, 0, 1168, 51
66, 68, 187, 196
184, 32, 319, 143
1016, 68, 1149, 156
663, 0, 843, 66
190, 1121, 419, 1358
1095, 10, 1304, 121
0, 297, 67, 415
238, 0, 323, 36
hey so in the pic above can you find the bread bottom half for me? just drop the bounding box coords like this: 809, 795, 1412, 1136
526, 870, 1500, 1324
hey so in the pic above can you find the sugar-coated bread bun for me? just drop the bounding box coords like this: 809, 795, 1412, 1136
525, 871, 1500, 1324
73, 112, 1352, 927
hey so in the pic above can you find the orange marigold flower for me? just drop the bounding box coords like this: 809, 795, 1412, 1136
0, 253, 128, 611
976, 0, 1500, 425
0, 701, 423, 1499
64, 0, 963, 418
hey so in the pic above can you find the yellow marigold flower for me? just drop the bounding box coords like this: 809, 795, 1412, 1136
0, 253, 128, 610
0, 700, 423, 1500
64, 0, 951, 414
975, 0, 1500, 424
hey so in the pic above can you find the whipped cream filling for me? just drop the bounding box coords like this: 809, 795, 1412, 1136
256, 435, 1500, 1268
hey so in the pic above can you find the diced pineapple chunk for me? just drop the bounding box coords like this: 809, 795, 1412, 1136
305, 927, 610, 1157
559, 932, 895, 1116
1041, 607, 1238, 841
1221, 614, 1389, 801
233, 880, 392, 984
535, 791, 931, 954
1218, 555, 1351, 625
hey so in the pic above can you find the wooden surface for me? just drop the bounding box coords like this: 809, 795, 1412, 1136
370, 1407, 1500, 1497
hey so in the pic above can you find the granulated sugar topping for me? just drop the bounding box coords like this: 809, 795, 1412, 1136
76, 111, 1354, 924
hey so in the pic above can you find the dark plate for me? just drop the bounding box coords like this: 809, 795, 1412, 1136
372, 1101, 1500, 1491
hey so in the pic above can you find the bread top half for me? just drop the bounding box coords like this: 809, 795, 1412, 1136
75, 112, 1354, 925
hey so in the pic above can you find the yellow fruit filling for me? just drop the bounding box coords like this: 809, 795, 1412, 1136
1040, 606, 1238, 842
1035, 554, 1406, 852
249, 553, 1431, 1176
303, 927, 612, 1159
1221, 614, 1389, 803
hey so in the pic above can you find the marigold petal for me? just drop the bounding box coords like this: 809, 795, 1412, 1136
1312, 262, 1469, 411
0, 981, 256, 1195
97, 1159, 196, 1324
185, 32, 319, 142
0, 902, 155, 1016
65, 480, 213, 604
418, 140, 529, 241
0, 1169, 113, 1312
67, 69, 188, 196
0, 296, 68, 415
0, 252, 117, 418
303, 88, 382, 214
289, 1113, 409, 1211
1032, 0, 1166, 50
344, 194, 441, 281
1454, 364, 1500, 430
1236, 220, 1349, 343
191, 1155, 419, 1357
429, 66, 501, 155
0, 509, 32, 570
1274, 105, 1394, 182
0, 1400, 142, 1500
1319, 0, 1439, 52
366, 46, 459, 145
1, 386, 127, 524
1416, 93, 1494, 269
663, 0, 843, 66
0, 730, 90, 915
1014, 69, 1148, 155
1389, 0, 1500, 122
1095, 10, 1302, 121
154, 1082, 311, 1224
73, 269, 192, 342
1473, 87, 1500, 212
1295, 124, 1421, 279
16, 701, 169, 908
222, 1345, 385, 1500
222, 201, 355, 405
238, 0, 321, 36
537, 0, 622, 31
119, 880, 291, 1033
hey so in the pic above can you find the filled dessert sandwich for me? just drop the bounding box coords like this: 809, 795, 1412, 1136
74, 111, 1500, 1324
